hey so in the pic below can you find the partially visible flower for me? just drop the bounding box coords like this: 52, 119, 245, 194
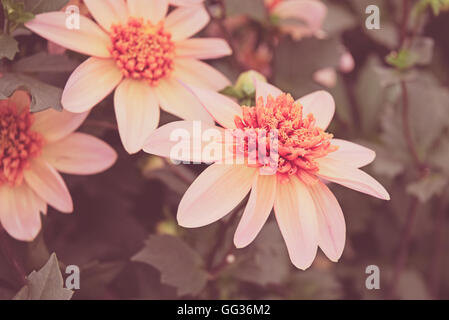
313, 50, 355, 88
266, 0, 327, 40
0, 91, 117, 241
313, 67, 337, 88
144, 80, 389, 270
26, 0, 232, 154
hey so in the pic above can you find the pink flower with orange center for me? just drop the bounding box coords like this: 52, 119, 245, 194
144, 81, 390, 270
25, 0, 232, 154
266, 0, 327, 40
0, 91, 117, 241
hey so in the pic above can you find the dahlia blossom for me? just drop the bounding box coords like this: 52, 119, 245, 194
144, 80, 390, 269
25, 0, 232, 154
0, 91, 117, 241
266, 0, 327, 40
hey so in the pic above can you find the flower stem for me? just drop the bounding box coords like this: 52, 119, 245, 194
0, 232, 27, 286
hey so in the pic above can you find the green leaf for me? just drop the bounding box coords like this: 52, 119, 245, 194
12, 52, 79, 73
0, 73, 63, 111
234, 222, 290, 286
132, 235, 208, 297
0, 34, 19, 60
406, 174, 448, 203
225, 0, 266, 21
13, 253, 73, 300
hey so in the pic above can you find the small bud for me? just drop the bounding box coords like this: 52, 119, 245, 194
235, 70, 267, 97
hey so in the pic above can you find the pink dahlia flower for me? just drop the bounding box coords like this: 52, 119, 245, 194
0, 91, 117, 241
144, 81, 390, 270
266, 0, 327, 40
25, 0, 232, 154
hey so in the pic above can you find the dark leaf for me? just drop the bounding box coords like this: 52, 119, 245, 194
13, 253, 73, 300
132, 235, 208, 297
0, 73, 63, 111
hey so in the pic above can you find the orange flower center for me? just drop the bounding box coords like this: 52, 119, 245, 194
0, 101, 44, 187
109, 17, 176, 86
234, 93, 338, 183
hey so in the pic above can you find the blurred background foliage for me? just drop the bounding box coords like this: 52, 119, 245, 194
1, 0, 449, 300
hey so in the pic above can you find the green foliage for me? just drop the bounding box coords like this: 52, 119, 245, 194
0, 34, 19, 60
234, 222, 290, 286
132, 235, 209, 297
0, 73, 63, 111
13, 253, 73, 300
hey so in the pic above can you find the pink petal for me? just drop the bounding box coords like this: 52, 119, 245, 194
25, 12, 112, 58
32, 109, 89, 143
274, 176, 318, 270
183, 85, 242, 128
175, 38, 232, 60
308, 181, 346, 262
234, 174, 276, 248
170, 0, 204, 6
127, 0, 168, 25
273, 0, 327, 35
313, 68, 337, 88
339, 51, 355, 73
296, 90, 335, 130
165, 5, 210, 41
256, 79, 283, 103
316, 158, 390, 200
24, 159, 73, 214
173, 58, 230, 91
114, 79, 160, 154
62, 57, 123, 113
143, 121, 224, 163
84, 0, 129, 31
154, 78, 214, 124
0, 185, 43, 241
327, 139, 376, 168
42, 133, 117, 175
178, 164, 256, 228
